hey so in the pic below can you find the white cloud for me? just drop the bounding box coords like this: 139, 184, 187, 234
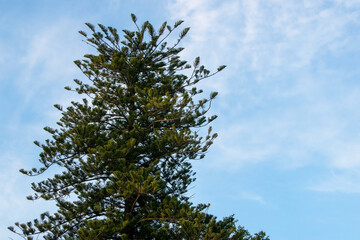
19, 18, 86, 104
231, 191, 267, 205
330, 143, 360, 169
0, 156, 24, 210
0, 17, 92, 236
169, 0, 359, 76
310, 169, 360, 193
3, 17, 90, 145
0, 153, 56, 238
335, 0, 360, 7
167, 0, 360, 192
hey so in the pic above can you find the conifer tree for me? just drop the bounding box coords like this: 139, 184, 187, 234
10, 15, 269, 240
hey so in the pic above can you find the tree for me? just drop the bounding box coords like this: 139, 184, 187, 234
10, 14, 269, 240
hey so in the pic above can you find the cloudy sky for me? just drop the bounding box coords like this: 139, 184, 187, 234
1, 0, 360, 239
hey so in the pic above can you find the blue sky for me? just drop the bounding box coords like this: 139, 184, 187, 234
1, 0, 360, 239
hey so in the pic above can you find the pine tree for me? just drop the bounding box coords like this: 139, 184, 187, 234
9, 15, 269, 240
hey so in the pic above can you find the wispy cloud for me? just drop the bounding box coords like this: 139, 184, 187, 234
310, 169, 360, 193
2, 17, 89, 142
0, 17, 88, 237
169, 0, 360, 77
236, 191, 267, 205
19, 18, 86, 103
0, 153, 57, 237
167, 0, 360, 192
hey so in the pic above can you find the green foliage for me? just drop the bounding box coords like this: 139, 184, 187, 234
10, 15, 269, 240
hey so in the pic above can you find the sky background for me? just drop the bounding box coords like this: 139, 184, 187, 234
1, 0, 360, 239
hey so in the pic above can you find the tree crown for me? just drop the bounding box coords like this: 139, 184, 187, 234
9, 15, 269, 240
